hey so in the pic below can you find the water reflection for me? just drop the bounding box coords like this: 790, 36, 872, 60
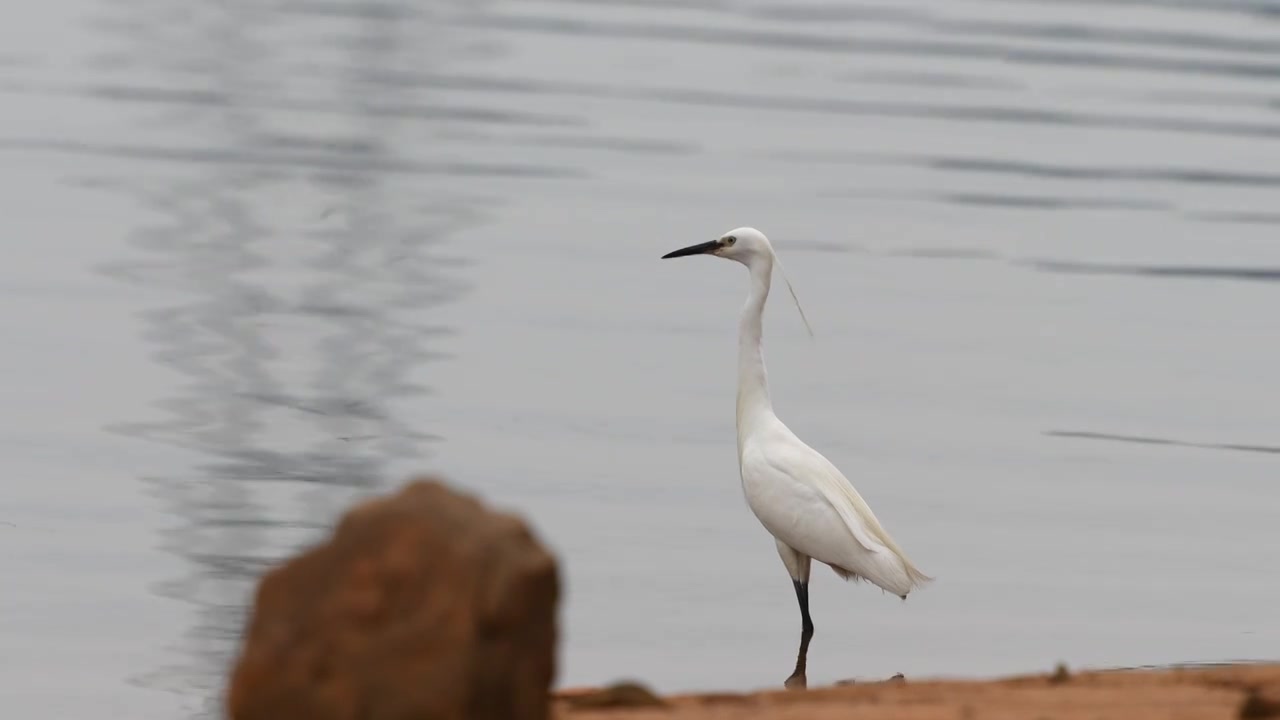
357, 69, 1280, 141
90, 1, 479, 715
1048, 430, 1280, 455
461, 9, 1280, 82
1028, 259, 1280, 282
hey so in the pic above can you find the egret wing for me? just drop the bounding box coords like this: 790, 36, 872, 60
751, 436, 932, 596
759, 441, 888, 556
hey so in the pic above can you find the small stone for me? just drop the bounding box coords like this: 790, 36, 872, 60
559, 681, 665, 709
1240, 686, 1280, 719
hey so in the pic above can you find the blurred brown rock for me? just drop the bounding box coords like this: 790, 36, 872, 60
226, 477, 560, 720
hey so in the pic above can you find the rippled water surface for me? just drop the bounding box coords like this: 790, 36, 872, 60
3, 0, 1279, 716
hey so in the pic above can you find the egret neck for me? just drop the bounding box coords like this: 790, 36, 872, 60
736, 252, 774, 447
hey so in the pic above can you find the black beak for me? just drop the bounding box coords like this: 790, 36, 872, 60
661, 240, 720, 259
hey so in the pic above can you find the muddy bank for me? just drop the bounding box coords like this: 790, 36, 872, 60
555, 663, 1280, 719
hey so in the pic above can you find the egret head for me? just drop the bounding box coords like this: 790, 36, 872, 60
661, 226, 814, 337
662, 227, 771, 266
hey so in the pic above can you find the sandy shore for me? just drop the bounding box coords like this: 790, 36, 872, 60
554, 663, 1280, 719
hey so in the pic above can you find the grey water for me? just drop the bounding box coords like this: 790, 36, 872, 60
2, 0, 1278, 716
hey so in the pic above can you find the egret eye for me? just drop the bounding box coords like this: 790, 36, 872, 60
724, 236, 737, 246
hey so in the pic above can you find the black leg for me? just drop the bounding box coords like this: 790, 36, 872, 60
784, 579, 814, 689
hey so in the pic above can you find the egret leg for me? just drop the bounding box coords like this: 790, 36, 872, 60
774, 541, 813, 689
784, 579, 814, 689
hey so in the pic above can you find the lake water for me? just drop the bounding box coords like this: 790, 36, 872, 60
3, 0, 1279, 717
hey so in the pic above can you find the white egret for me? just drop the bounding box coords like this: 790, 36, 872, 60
662, 227, 931, 689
